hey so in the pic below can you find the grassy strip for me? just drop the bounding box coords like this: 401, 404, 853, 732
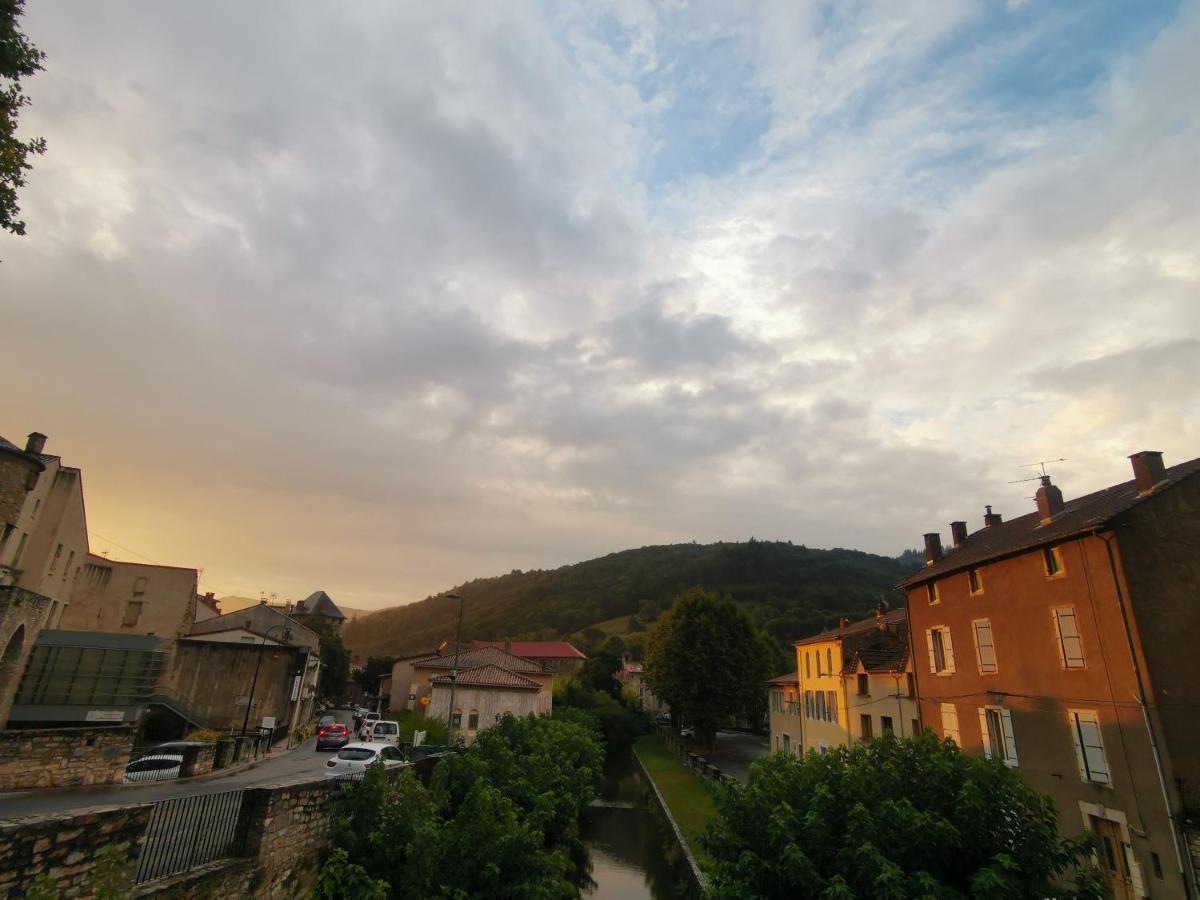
633, 734, 718, 869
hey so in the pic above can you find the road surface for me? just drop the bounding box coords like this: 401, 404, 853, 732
677, 729, 769, 783
0, 709, 356, 820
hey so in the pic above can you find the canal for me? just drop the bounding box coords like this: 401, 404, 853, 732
579, 750, 688, 899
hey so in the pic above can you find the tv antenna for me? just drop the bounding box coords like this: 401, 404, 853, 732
1007, 458, 1067, 485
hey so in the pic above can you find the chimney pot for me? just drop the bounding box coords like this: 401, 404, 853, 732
983, 505, 1003, 527
923, 532, 943, 566
1035, 475, 1065, 524
950, 521, 968, 547
25, 433, 46, 455
1129, 451, 1166, 494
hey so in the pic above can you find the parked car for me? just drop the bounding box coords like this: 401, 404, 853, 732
323, 742, 407, 780
123, 754, 184, 783
361, 720, 400, 745
358, 711, 381, 740
679, 726, 694, 738
316, 721, 351, 751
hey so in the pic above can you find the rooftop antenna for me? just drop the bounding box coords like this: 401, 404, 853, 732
1007, 458, 1067, 485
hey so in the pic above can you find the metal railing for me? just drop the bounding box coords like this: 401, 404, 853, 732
134, 789, 247, 885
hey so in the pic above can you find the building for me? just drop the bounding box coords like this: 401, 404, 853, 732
470, 640, 587, 675
617, 655, 668, 715
427, 664, 552, 745
767, 671, 801, 754
901, 451, 1200, 900
793, 607, 918, 756
290, 590, 346, 633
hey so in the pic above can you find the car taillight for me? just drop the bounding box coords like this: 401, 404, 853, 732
317, 728, 327, 736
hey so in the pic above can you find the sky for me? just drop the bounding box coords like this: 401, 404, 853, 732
2, 1, 1198, 610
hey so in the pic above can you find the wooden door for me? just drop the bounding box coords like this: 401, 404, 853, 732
1090, 816, 1134, 900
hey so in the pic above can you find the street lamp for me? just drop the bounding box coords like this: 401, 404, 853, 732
444, 593, 465, 741
241, 623, 293, 736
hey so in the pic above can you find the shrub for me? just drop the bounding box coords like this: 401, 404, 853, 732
183, 728, 223, 743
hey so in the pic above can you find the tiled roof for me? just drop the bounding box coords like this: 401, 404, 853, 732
847, 644, 909, 674
793, 608, 907, 647
899, 456, 1200, 589
472, 640, 586, 659
410, 645, 546, 674
431, 664, 541, 691
768, 671, 799, 686
296, 590, 346, 620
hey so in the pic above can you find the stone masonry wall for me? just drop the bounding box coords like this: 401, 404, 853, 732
238, 777, 337, 898
0, 727, 134, 791
0, 802, 152, 899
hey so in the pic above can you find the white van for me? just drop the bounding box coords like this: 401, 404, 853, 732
363, 719, 400, 745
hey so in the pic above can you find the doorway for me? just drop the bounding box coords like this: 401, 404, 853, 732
1089, 815, 1135, 900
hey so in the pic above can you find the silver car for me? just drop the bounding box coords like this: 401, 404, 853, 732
123, 754, 183, 783
323, 742, 407, 780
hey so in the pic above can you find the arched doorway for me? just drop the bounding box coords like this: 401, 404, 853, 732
1, 625, 24, 666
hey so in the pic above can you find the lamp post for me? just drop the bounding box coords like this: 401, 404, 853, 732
445, 593, 465, 741
241, 623, 293, 736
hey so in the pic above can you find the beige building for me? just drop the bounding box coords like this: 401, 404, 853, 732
618, 656, 668, 715
407, 645, 553, 715
767, 671, 801, 755
794, 608, 918, 755
427, 664, 552, 745
63, 556, 198, 639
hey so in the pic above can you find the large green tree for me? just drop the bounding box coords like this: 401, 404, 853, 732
704, 731, 1108, 899
1, 0, 45, 238
304, 617, 350, 701
643, 588, 773, 747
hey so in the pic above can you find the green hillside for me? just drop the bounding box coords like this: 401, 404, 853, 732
342, 540, 923, 660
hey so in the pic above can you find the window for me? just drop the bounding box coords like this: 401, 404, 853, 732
0, 523, 14, 558
12, 533, 28, 567
972, 619, 997, 673
826, 648, 833, 674
860, 714, 873, 740
816, 653, 822, 676
122, 602, 143, 627
451, 710, 462, 729
771, 690, 781, 713
48, 543, 63, 576
926, 581, 939, 604
31, 499, 41, 519
83, 564, 112, 588
782, 733, 791, 754
1052, 606, 1085, 668
804, 691, 813, 718
968, 568, 983, 594
926, 627, 956, 674
826, 691, 837, 723
468, 710, 479, 731
815, 691, 826, 720
881, 716, 894, 735
905, 672, 916, 698
911, 718, 920, 736
979, 707, 1018, 766
1069, 710, 1110, 785
132, 576, 148, 594
1152, 853, 1163, 879
857, 673, 869, 696
62, 550, 75, 580
940, 704, 960, 744
1043, 546, 1064, 576
805, 652, 811, 679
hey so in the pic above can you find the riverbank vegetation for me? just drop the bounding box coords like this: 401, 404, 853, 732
702, 731, 1109, 899
633, 734, 717, 870
318, 712, 604, 898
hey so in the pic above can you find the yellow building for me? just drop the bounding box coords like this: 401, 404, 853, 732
794, 607, 918, 755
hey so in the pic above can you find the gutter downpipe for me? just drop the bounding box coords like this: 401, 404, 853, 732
1097, 528, 1193, 899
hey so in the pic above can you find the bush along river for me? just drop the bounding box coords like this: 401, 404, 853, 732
578, 749, 699, 899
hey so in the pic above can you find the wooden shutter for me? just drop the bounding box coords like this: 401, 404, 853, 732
973, 619, 997, 673
1053, 607, 1085, 668
1071, 711, 1110, 784
1000, 709, 1018, 766
978, 709, 992, 758
943, 629, 956, 673
829, 690, 838, 724
940, 704, 960, 744
925, 629, 936, 673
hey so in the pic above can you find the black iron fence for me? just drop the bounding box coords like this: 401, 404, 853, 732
134, 789, 248, 885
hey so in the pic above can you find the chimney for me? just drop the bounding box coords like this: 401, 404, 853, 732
874, 604, 887, 629
839, 616, 848, 629
950, 521, 968, 547
1035, 475, 1065, 524
1129, 451, 1166, 495
25, 433, 46, 455
983, 505, 1002, 527
923, 532, 943, 566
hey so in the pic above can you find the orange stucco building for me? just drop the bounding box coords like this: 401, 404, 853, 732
903, 451, 1200, 900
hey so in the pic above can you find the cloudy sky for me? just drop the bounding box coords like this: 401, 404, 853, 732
3, 1, 1198, 609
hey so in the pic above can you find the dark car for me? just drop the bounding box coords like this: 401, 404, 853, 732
316, 721, 351, 751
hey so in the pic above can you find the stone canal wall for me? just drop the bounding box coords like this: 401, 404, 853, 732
0, 726, 134, 791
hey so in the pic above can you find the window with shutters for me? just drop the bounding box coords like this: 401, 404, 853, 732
979, 706, 1018, 766
968, 568, 983, 594
881, 716, 894, 735
860, 714, 873, 740
940, 703, 960, 744
926, 581, 939, 604
1069, 710, 1110, 785
826, 691, 837, 723
1052, 606, 1085, 669
906, 672, 916, 698
972, 619, 998, 673
926, 627, 955, 675
122, 601, 143, 627
857, 674, 869, 696
816, 691, 826, 720
804, 691, 813, 718
1043, 546, 1065, 576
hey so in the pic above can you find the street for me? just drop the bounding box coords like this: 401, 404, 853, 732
0, 710, 357, 820
677, 729, 769, 783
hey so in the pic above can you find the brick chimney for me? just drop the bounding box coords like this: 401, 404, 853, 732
25, 433, 46, 455
923, 533, 943, 566
983, 505, 1002, 527
1035, 475, 1065, 525
1129, 451, 1166, 495
950, 521, 968, 547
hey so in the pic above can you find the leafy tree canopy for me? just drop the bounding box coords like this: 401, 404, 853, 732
644, 588, 774, 746
704, 731, 1108, 899
304, 616, 350, 701
352, 655, 395, 696
1, 0, 45, 238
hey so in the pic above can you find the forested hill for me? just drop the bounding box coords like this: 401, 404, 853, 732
341, 540, 924, 660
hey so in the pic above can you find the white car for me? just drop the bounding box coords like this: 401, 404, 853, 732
358, 711, 381, 739
123, 754, 183, 783
362, 720, 400, 745
323, 742, 407, 780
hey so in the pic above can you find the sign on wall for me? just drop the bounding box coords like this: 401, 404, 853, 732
85, 709, 124, 722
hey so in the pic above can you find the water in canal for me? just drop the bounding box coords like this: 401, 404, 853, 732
579, 751, 686, 899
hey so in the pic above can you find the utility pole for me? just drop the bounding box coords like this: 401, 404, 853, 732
241, 623, 292, 735
445, 593, 465, 742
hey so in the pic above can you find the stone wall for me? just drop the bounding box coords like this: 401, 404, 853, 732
0, 586, 52, 728
0, 802, 152, 898
0, 726, 134, 791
